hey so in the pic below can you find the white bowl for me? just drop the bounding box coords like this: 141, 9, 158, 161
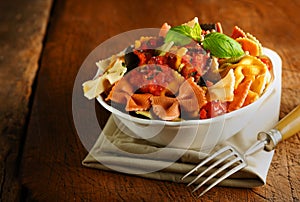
97, 48, 281, 151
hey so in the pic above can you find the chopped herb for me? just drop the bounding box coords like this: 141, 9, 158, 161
155, 65, 162, 72
147, 74, 154, 80
189, 71, 197, 77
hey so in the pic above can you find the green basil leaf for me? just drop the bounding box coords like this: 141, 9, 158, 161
165, 29, 192, 46
190, 22, 202, 42
203, 32, 244, 58
165, 23, 202, 46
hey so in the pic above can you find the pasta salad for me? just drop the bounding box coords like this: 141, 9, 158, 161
83, 17, 273, 121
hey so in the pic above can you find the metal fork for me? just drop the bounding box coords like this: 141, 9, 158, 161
182, 105, 300, 197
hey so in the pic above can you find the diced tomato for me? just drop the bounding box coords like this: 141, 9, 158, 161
148, 56, 166, 65
181, 64, 197, 78
166, 53, 177, 70
133, 50, 147, 65
129, 65, 176, 96
201, 101, 228, 119
139, 37, 164, 49
200, 109, 207, 119
139, 84, 164, 96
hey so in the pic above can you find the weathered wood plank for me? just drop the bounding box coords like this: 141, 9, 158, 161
21, 0, 300, 201
0, 0, 52, 201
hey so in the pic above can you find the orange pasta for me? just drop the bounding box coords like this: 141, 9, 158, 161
228, 80, 252, 112
236, 37, 260, 56
151, 96, 180, 120
231, 26, 247, 39
178, 77, 207, 112
105, 82, 130, 104
126, 93, 152, 111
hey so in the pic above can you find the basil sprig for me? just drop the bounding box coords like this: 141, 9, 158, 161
202, 32, 244, 58
165, 23, 245, 58
165, 23, 202, 46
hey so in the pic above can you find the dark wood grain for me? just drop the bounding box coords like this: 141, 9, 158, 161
20, 0, 300, 201
0, 1, 52, 201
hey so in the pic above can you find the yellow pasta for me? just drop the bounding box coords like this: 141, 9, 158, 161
232, 55, 270, 96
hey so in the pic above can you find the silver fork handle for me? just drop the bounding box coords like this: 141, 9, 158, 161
257, 129, 282, 151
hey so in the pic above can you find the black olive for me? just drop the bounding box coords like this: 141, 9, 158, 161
198, 76, 207, 87
124, 45, 140, 72
200, 23, 216, 31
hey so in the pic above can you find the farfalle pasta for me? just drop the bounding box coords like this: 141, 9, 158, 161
151, 95, 180, 120
83, 17, 273, 121
83, 57, 126, 100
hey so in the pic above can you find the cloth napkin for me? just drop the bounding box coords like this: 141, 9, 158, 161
83, 71, 281, 188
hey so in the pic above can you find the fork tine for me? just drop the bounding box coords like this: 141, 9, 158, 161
187, 151, 236, 186
192, 155, 243, 194
181, 146, 232, 180
198, 161, 247, 197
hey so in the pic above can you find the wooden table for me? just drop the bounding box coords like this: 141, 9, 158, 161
1, 0, 299, 201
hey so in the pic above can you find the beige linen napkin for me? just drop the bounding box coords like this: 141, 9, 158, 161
82, 76, 281, 188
